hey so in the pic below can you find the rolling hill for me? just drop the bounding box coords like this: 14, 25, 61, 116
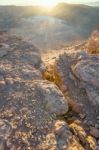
0, 3, 99, 49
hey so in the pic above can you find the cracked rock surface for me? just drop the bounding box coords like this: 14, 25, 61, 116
54, 50, 99, 124
43, 46, 99, 149
0, 32, 71, 150
1, 31, 99, 149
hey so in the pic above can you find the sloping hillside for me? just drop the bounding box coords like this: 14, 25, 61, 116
0, 4, 99, 37
10, 16, 83, 50
52, 3, 99, 36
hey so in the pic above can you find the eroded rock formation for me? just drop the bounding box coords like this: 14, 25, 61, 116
0, 32, 72, 150
0, 31, 99, 149
43, 48, 99, 149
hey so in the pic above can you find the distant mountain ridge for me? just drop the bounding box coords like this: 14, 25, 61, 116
0, 3, 99, 49
52, 3, 99, 36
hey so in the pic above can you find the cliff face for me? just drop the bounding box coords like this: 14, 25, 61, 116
86, 28, 99, 54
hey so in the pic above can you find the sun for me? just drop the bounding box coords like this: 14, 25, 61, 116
38, 0, 57, 7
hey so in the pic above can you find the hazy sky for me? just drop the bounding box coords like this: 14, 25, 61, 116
0, 0, 97, 6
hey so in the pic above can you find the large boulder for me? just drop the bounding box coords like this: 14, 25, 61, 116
0, 80, 69, 149
54, 50, 99, 125
72, 57, 99, 106
0, 32, 72, 149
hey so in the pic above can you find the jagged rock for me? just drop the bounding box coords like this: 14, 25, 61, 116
86, 87, 99, 106
0, 63, 42, 83
86, 29, 99, 54
73, 59, 99, 87
0, 32, 71, 149
36, 81, 68, 115
0, 80, 69, 149
69, 122, 87, 145
68, 135, 85, 150
54, 120, 72, 148
68, 120, 97, 150
54, 50, 99, 124
0, 32, 41, 69
90, 127, 99, 138
86, 136, 97, 150
0, 33, 43, 83
41, 120, 72, 150
73, 56, 99, 105
72, 58, 99, 106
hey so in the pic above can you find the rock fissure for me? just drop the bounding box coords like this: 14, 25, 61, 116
0, 30, 99, 149
42, 30, 99, 149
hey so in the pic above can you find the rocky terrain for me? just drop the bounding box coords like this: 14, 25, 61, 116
0, 29, 99, 150
43, 29, 99, 149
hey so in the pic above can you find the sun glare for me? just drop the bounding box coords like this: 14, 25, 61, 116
38, 0, 57, 7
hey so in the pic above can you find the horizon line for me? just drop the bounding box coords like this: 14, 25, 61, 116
0, 2, 91, 7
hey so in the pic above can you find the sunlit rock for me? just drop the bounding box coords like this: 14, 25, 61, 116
41, 120, 72, 150
54, 50, 99, 124
0, 79, 69, 149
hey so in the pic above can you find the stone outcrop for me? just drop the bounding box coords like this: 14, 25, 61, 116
0, 32, 71, 149
72, 57, 99, 106
53, 50, 99, 125
0, 80, 69, 149
41, 120, 72, 150
43, 47, 99, 149
1, 31, 99, 149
